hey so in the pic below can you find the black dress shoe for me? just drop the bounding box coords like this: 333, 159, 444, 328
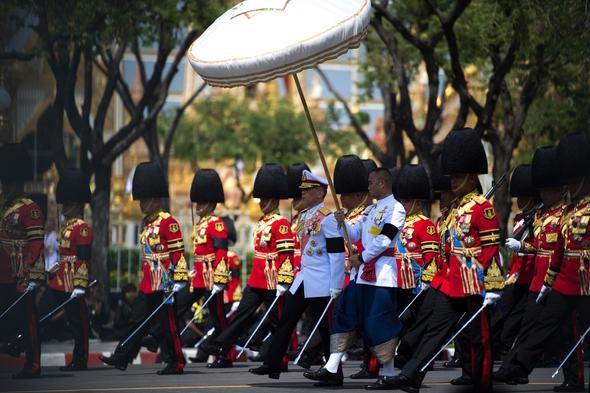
442, 357, 462, 368
303, 367, 343, 386
12, 368, 40, 379
365, 375, 400, 390
200, 342, 225, 357
60, 362, 88, 371
249, 364, 280, 379
99, 354, 128, 371
206, 358, 233, 368
450, 375, 472, 385
371, 374, 420, 393
553, 382, 585, 392
157, 364, 183, 375
350, 367, 378, 379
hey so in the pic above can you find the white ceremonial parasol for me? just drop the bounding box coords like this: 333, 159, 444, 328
188, 0, 372, 248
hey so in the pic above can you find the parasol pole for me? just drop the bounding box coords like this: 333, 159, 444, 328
293, 73, 354, 252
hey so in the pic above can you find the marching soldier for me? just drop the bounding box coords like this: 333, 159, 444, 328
393, 164, 440, 325
498, 134, 590, 392
395, 159, 453, 368
495, 146, 569, 384
188, 168, 234, 368
47, 169, 93, 371
0, 143, 45, 379
490, 165, 539, 356
201, 163, 295, 359
391, 128, 503, 393
250, 169, 346, 380
100, 162, 188, 375
312, 167, 405, 389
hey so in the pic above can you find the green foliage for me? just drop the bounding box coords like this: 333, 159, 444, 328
164, 93, 364, 171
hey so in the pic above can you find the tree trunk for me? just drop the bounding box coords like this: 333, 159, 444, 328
491, 141, 512, 239
91, 162, 112, 305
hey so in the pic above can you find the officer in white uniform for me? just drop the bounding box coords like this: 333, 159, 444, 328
250, 170, 345, 379
332, 167, 406, 390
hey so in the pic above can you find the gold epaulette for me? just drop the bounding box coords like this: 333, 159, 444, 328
472, 194, 488, 205
159, 212, 171, 220
277, 257, 294, 285
213, 258, 229, 285
318, 207, 332, 216
484, 258, 505, 291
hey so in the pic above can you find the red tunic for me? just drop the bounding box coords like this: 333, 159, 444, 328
139, 211, 188, 294
395, 213, 440, 289
190, 215, 228, 291
224, 251, 242, 303
439, 192, 503, 298
0, 197, 45, 289
49, 218, 92, 292
547, 197, 590, 296
506, 213, 536, 285
247, 212, 295, 289
522, 203, 566, 293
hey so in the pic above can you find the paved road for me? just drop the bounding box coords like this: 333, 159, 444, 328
1, 361, 585, 393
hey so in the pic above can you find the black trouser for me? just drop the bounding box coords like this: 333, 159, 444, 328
114, 291, 184, 370
396, 288, 439, 364
401, 294, 492, 393
53, 290, 90, 366
0, 283, 40, 372
491, 283, 530, 354
510, 291, 590, 384
263, 284, 332, 373
213, 286, 277, 353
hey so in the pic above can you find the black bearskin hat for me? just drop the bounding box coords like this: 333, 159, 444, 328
532, 146, 567, 189
334, 155, 369, 194
396, 164, 431, 200
253, 163, 288, 199
431, 156, 451, 193
557, 132, 590, 179
190, 168, 225, 203
441, 128, 488, 175
362, 159, 377, 175
510, 165, 538, 198
132, 162, 169, 200
222, 216, 237, 244
0, 143, 33, 184
287, 163, 310, 199
389, 167, 400, 194
56, 169, 91, 204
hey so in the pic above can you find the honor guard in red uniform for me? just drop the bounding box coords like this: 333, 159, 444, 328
490, 165, 539, 355
496, 146, 569, 384
0, 143, 45, 379
201, 163, 294, 359
395, 159, 453, 369
47, 169, 92, 371
498, 135, 590, 392
393, 164, 440, 320
187, 168, 233, 368
392, 129, 502, 393
100, 162, 187, 375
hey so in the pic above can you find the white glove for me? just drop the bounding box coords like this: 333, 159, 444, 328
26, 281, 40, 292
211, 284, 224, 295
420, 282, 430, 291
536, 285, 551, 303
505, 238, 521, 251
172, 282, 186, 293
276, 284, 289, 297
483, 292, 501, 306
329, 288, 342, 299
70, 288, 85, 298
230, 301, 240, 313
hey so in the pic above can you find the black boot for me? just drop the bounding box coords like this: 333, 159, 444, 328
450, 375, 472, 385
13, 368, 40, 379
553, 382, 585, 392
60, 362, 88, 371
206, 358, 233, 368
99, 354, 128, 371
157, 363, 183, 375
350, 363, 378, 379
